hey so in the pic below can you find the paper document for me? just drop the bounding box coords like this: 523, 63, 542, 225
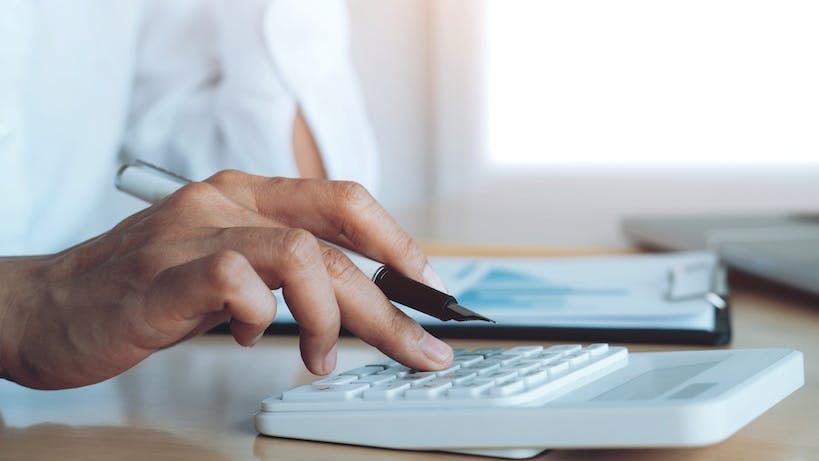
415, 251, 723, 331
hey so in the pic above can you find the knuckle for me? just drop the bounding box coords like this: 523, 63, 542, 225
334, 181, 374, 213
396, 233, 425, 264
170, 182, 221, 208
205, 250, 247, 296
266, 176, 289, 189
206, 169, 244, 187
279, 228, 320, 267
320, 247, 358, 282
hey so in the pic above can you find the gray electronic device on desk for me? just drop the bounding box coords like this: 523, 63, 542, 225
622, 214, 819, 296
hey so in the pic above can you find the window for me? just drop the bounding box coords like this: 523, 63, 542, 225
428, 0, 819, 245
483, 0, 819, 166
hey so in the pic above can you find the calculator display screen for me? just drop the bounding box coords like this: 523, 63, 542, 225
592, 361, 722, 401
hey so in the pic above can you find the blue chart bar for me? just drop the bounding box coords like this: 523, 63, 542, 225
457, 268, 627, 310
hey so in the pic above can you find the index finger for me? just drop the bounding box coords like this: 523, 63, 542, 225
205, 172, 446, 291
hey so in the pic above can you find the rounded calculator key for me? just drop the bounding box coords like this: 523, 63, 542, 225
469, 348, 505, 357
447, 378, 496, 398
565, 351, 591, 367
446, 370, 478, 384
466, 358, 504, 374
533, 352, 562, 365
283, 383, 370, 401
499, 355, 523, 366
313, 375, 358, 386
482, 369, 519, 385
365, 358, 399, 368
471, 363, 502, 376
363, 381, 411, 400
505, 360, 542, 375
341, 366, 385, 377
434, 364, 463, 376
403, 379, 454, 399
377, 366, 411, 378
585, 343, 609, 357
544, 360, 570, 377
501, 346, 544, 357
400, 372, 438, 386
357, 374, 397, 385
490, 379, 526, 397
546, 344, 582, 356
453, 355, 485, 367
520, 369, 549, 387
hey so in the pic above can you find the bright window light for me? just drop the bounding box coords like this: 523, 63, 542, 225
484, 0, 819, 166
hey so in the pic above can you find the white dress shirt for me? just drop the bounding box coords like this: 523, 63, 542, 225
0, 0, 378, 255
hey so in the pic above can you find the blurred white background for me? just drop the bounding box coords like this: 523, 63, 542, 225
347, 0, 819, 247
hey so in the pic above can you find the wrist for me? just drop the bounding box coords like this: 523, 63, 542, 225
0, 256, 49, 380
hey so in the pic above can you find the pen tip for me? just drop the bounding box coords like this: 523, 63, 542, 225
448, 303, 497, 324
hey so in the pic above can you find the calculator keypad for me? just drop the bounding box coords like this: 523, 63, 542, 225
266, 344, 627, 412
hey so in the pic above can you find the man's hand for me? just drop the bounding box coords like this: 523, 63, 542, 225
0, 171, 452, 390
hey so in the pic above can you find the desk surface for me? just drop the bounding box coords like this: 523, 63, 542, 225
1, 265, 817, 461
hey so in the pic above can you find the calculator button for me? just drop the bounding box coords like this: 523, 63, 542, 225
282, 383, 369, 401
482, 369, 519, 385
404, 378, 454, 399
363, 381, 411, 400
467, 358, 504, 375
501, 346, 544, 357
546, 345, 582, 356
434, 364, 462, 376
447, 379, 496, 398
565, 351, 591, 367
585, 343, 609, 356
341, 366, 385, 377
400, 372, 438, 386
544, 360, 570, 377
505, 360, 542, 375
357, 374, 396, 385
469, 348, 505, 357
446, 370, 478, 384
453, 348, 472, 357
378, 366, 411, 378
490, 379, 526, 397
520, 369, 550, 387
453, 355, 484, 367
313, 375, 358, 386
534, 352, 562, 365
499, 354, 523, 366
365, 358, 399, 368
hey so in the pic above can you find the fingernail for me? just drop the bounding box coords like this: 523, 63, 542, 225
422, 263, 449, 293
420, 333, 452, 364
250, 332, 264, 347
323, 344, 338, 374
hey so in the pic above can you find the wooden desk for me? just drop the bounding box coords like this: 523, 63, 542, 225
1, 269, 817, 460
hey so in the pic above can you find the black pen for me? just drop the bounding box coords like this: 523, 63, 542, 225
115, 160, 495, 323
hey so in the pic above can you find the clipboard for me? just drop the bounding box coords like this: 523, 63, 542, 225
412, 251, 731, 345
212, 251, 731, 346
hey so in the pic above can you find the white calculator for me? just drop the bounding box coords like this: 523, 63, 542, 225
255, 344, 803, 459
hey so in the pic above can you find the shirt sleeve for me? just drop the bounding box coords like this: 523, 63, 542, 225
122, 0, 379, 193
